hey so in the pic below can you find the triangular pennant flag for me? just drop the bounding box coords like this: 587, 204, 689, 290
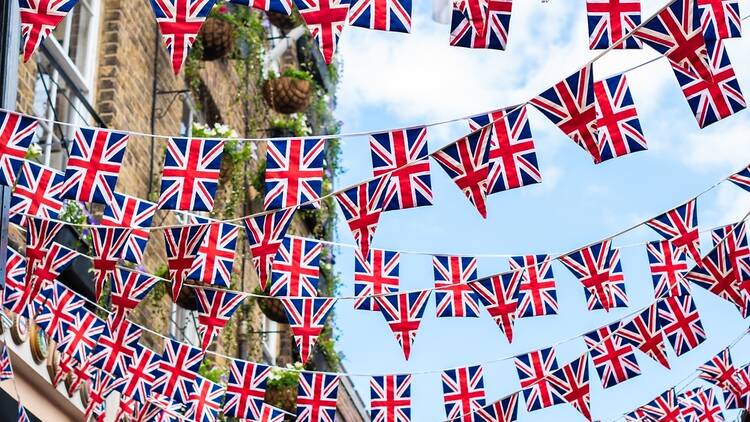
375, 290, 431, 360
0, 343, 14, 381
729, 165, 750, 192
646, 199, 702, 265
585, 0, 642, 50
195, 287, 248, 350
583, 322, 641, 389
19, 0, 79, 62
270, 236, 322, 297
656, 294, 707, 356
530, 64, 600, 163
615, 304, 671, 369
281, 297, 336, 364
292, 0, 350, 64
547, 355, 591, 421
111, 268, 160, 325
593, 73, 647, 162
559, 239, 615, 312
433, 255, 481, 318
336, 176, 387, 259
353, 248, 400, 312
164, 222, 209, 301
370, 374, 412, 422
432, 125, 492, 218
0, 111, 37, 186
469, 271, 521, 343
188, 221, 239, 288
90, 226, 131, 301
243, 208, 295, 291
101, 192, 157, 265
9, 161, 65, 226
158, 137, 224, 211
149, 0, 217, 74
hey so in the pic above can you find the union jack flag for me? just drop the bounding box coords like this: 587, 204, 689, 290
23, 216, 63, 284
584, 247, 629, 311
375, 290, 431, 360
17, 405, 31, 422
469, 271, 521, 343
547, 355, 591, 421
441, 365, 486, 422
60, 127, 128, 204
293, 0, 350, 64
681, 387, 724, 422
510, 254, 558, 318
264, 138, 325, 210
671, 38, 746, 128
255, 404, 287, 422
648, 240, 690, 299
152, 339, 205, 405
85, 369, 118, 422
111, 268, 160, 325
583, 322, 641, 388
468, 106, 541, 194
270, 236, 322, 297
698, 348, 738, 389
728, 165, 750, 192
687, 236, 746, 314
195, 287, 248, 350
657, 294, 706, 356
9, 161, 64, 226
3, 247, 28, 316
354, 248, 400, 312
369, 127, 433, 211
723, 364, 750, 409
586, 0, 642, 50
19, 0, 78, 62
111, 343, 161, 403
26, 243, 78, 320
164, 223, 209, 301
90, 316, 142, 378
646, 199, 702, 265
57, 310, 106, 363
298, 373, 341, 422
433, 255, 481, 318
432, 127, 492, 218
615, 304, 671, 368
66, 355, 94, 395
0, 343, 13, 381
158, 137, 224, 211
348, 0, 411, 32
697, 0, 741, 40
449, 0, 513, 50
594, 74, 647, 162
102, 193, 157, 265
0, 111, 37, 186
514, 347, 564, 411
243, 208, 295, 291
530, 64, 600, 163
638, 389, 682, 422
150, 0, 215, 74
185, 376, 225, 422
559, 239, 616, 312
35, 281, 86, 341
52, 350, 74, 388
223, 359, 271, 420
370, 374, 411, 422
282, 297, 336, 364
188, 221, 239, 287
465, 393, 519, 422
90, 226, 131, 301
336, 176, 387, 259
229, 0, 292, 14
712, 223, 750, 315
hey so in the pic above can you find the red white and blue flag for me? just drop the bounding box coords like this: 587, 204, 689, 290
229, 0, 292, 14
638, 389, 682, 422
152, 338, 205, 405
296, 373, 340, 422
164, 223, 209, 301
647, 240, 690, 299
158, 137, 224, 211
19, 0, 79, 62
9, 161, 64, 226
687, 235, 747, 315
90, 316, 142, 378
0, 111, 37, 186
583, 322, 641, 389
84, 370, 117, 422
559, 240, 616, 312
255, 404, 287, 422
586, 0, 642, 50
594, 74, 647, 162
264, 138, 325, 210
656, 294, 707, 356
282, 297, 336, 364
17, 405, 31, 422
223, 360, 271, 420
293, 0, 350, 64
243, 208, 295, 291
3, 247, 28, 316
185, 376, 225, 422
91, 226, 131, 301
646, 199, 702, 265
698, 347, 739, 389
60, 127, 128, 204
348, 0, 412, 32
547, 355, 591, 421
468, 106, 541, 194
370, 374, 412, 422
0, 344, 12, 381
270, 236, 322, 297
25, 243, 78, 319
149, 0, 216, 74
57, 310, 106, 363
712, 222, 750, 316
615, 304, 671, 369
433, 255, 481, 318
336, 177, 387, 259
680, 387, 724, 422
469, 271, 521, 343
466, 393, 519, 422
530, 65, 600, 163
195, 287, 248, 350
354, 248, 400, 312
369, 127, 433, 211
111, 268, 160, 325
729, 165, 750, 192
111, 343, 161, 403
510, 254, 558, 318
450, 0, 513, 50
441, 365, 486, 422
35, 280, 86, 342
22, 217, 62, 287
101, 192, 157, 265
585, 247, 629, 311
432, 127, 492, 218
188, 221, 239, 287
697, 0, 741, 40
514, 347, 564, 411
723, 364, 750, 409
375, 291, 431, 360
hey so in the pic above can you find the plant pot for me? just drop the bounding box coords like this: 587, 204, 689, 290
267, 11, 297, 32
265, 384, 298, 417
198, 17, 235, 60
167, 282, 199, 311
262, 77, 312, 114
257, 292, 288, 324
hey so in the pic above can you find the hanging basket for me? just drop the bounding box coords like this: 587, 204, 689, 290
198, 17, 235, 60
257, 289, 288, 324
167, 282, 199, 311
266, 11, 297, 32
262, 77, 312, 114
265, 383, 298, 417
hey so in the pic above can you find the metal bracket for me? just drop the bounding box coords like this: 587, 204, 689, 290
154, 89, 191, 119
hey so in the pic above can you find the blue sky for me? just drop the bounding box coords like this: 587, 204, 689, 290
329, 1, 750, 420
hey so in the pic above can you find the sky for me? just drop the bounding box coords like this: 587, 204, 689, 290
327, 0, 750, 421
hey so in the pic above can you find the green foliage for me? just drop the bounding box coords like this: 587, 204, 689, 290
24, 143, 42, 161
269, 113, 312, 137
199, 358, 226, 384
267, 362, 304, 389
58, 201, 92, 249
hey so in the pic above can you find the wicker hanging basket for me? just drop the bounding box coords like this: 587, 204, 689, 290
266, 11, 298, 32
257, 289, 288, 324
198, 17, 235, 60
265, 383, 298, 417
262, 76, 312, 114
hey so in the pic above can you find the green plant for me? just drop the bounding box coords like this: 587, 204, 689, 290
24, 143, 42, 161
269, 113, 312, 137
198, 358, 226, 384
267, 362, 304, 389
58, 201, 92, 248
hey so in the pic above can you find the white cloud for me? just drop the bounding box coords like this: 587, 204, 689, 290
680, 116, 750, 170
